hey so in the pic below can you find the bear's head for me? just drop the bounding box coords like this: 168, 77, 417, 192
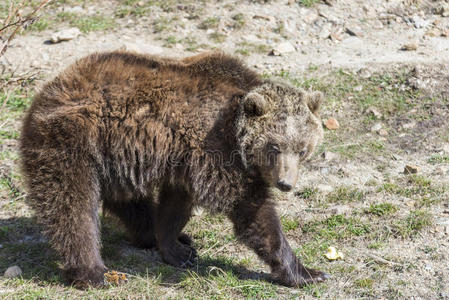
236, 80, 323, 192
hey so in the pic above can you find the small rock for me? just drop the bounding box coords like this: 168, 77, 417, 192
378, 129, 388, 136
320, 167, 330, 175
402, 121, 416, 129
303, 11, 318, 24
322, 151, 338, 161
401, 42, 418, 51
372, 20, 384, 29
192, 206, 204, 216
323, 0, 334, 6
317, 184, 333, 193
64, 6, 83, 14
253, 15, 275, 22
370, 123, 382, 132
434, 3, 449, 17
425, 28, 441, 37
354, 85, 363, 92
319, 28, 331, 39
442, 144, 449, 153
404, 164, 419, 174
410, 16, 430, 29
50, 27, 82, 43
329, 31, 342, 41
4, 266, 22, 278
269, 42, 296, 56
357, 68, 371, 79
330, 205, 350, 215
345, 26, 363, 37
436, 218, 449, 226
324, 117, 339, 130
442, 29, 449, 37
365, 107, 382, 119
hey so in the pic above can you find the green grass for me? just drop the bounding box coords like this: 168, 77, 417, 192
378, 175, 446, 207
303, 215, 371, 241
198, 17, 220, 30
393, 210, 433, 238
326, 186, 365, 203
295, 187, 319, 200
208, 32, 227, 43
231, 13, 245, 29
72, 15, 115, 33
365, 203, 398, 217
281, 216, 299, 232
299, 0, 320, 7
428, 154, 449, 164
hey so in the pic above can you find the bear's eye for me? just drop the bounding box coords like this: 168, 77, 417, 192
269, 144, 281, 154
299, 150, 306, 157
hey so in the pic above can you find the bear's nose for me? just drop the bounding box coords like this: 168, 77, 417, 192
277, 180, 292, 192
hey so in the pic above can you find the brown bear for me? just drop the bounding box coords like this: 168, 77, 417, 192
19, 51, 329, 288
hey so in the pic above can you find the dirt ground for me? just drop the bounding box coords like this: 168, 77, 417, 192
0, 0, 448, 299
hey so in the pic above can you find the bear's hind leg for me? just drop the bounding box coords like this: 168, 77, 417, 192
24, 156, 106, 288
103, 199, 157, 249
155, 183, 197, 268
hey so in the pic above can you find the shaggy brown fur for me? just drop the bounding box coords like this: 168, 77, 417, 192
20, 50, 329, 288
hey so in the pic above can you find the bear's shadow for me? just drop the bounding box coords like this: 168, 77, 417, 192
0, 216, 269, 287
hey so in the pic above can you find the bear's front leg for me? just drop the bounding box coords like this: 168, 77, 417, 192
229, 199, 330, 287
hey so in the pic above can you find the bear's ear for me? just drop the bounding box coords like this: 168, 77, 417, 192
243, 92, 268, 117
306, 91, 323, 115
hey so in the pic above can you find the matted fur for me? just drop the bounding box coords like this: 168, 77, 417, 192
20, 51, 328, 288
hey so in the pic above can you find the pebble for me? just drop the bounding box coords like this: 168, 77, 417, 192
4, 266, 22, 278
365, 107, 382, 119
269, 42, 296, 56
401, 42, 418, 51
319, 28, 331, 39
378, 129, 388, 136
436, 218, 449, 226
324, 117, 339, 130
345, 26, 363, 37
317, 184, 334, 193
402, 121, 416, 129
303, 10, 318, 24
442, 29, 449, 37
253, 15, 275, 22
354, 85, 363, 92
410, 16, 430, 29
370, 123, 382, 132
330, 31, 342, 41
330, 205, 350, 215
322, 151, 339, 161
50, 27, 82, 43
357, 68, 371, 79
404, 164, 419, 174
425, 28, 441, 37
64, 6, 84, 14
192, 206, 204, 216
442, 144, 449, 153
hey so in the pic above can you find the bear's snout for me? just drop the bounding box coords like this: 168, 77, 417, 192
277, 180, 292, 192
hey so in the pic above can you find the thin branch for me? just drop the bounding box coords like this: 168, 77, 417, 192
0, 0, 53, 58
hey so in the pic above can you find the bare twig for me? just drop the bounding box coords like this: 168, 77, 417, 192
364, 252, 402, 266
0, 0, 53, 58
